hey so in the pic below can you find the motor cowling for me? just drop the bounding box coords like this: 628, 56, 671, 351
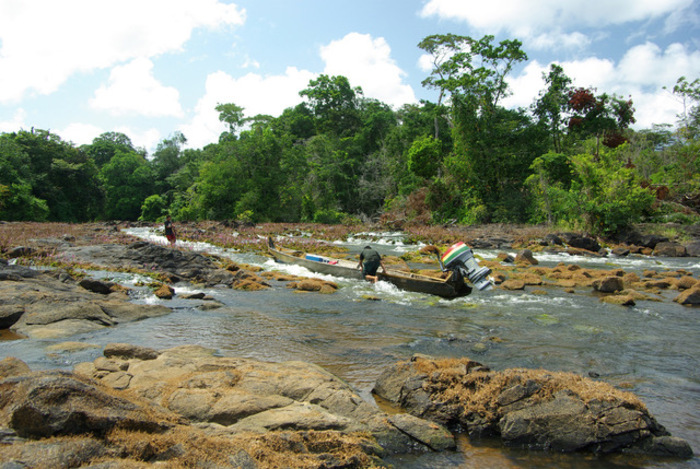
441, 242, 493, 291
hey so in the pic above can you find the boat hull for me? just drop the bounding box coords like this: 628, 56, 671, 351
267, 238, 471, 299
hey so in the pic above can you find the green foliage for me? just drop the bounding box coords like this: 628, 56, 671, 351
99, 151, 155, 220
1, 63, 696, 232
569, 150, 655, 235
407, 136, 441, 179
139, 194, 167, 221
526, 152, 574, 224
313, 208, 344, 224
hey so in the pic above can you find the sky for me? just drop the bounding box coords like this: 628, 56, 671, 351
1, 0, 699, 155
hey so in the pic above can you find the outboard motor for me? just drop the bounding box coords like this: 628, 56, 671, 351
440, 242, 493, 291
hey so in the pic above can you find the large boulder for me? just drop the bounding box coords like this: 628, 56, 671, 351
372, 355, 693, 459
73, 344, 454, 455
557, 233, 601, 253
653, 242, 687, 257
0, 268, 171, 339
0, 346, 460, 468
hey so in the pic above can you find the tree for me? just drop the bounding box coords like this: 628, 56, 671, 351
419, 34, 528, 112
82, 132, 138, 168
300, 75, 363, 136
0, 135, 49, 220
670, 76, 700, 141
566, 87, 635, 157
418, 34, 533, 222
151, 132, 187, 198
99, 151, 154, 220
215, 103, 245, 136
11, 129, 103, 221
533, 64, 572, 153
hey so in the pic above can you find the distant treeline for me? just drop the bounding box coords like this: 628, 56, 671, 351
1, 34, 698, 236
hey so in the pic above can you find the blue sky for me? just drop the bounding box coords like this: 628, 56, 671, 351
1, 0, 699, 154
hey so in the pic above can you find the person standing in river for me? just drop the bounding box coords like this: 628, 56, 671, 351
357, 245, 386, 283
164, 215, 176, 246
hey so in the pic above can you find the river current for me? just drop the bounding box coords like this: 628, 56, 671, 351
1, 227, 698, 468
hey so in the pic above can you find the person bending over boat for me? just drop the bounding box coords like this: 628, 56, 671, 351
358, 245, 386, 283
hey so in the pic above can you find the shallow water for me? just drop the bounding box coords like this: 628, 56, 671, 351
1, 228, 698, 468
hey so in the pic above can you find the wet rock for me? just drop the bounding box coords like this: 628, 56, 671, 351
676, 276, 698, 290
653, 242, 687, 257
0, 268, 171, 339
673, 287, 700, 306
515, 249, 538, 265
558, 233, 601, 252
372, 355, 693, 459
290, 278, 338, 294
104, 343, 160, 361
611, 247, 631, 257
500, 279, 526, 291
154, 283, 175, 299
600, 294, 636, 306
592, 276, 624, 293
79, 278, 121, 295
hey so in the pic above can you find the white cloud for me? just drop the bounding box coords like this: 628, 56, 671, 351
0, 0, 246, 103
503, 40, 700, 128
180, 67, 317, 149
419, 0, 694, 46
90, 58, 184, 117
321, 33, 417, 108
0, 108, 27, 133
59, 122, 105, 147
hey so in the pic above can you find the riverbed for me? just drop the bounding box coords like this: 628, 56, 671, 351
1, 228, 698, 468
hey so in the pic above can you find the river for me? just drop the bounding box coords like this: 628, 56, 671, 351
1, 227, 698, 468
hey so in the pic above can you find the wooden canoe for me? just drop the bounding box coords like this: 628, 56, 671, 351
267, 237, 472, 298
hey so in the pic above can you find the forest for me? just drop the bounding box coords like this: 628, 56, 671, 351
1, 34, 698, 238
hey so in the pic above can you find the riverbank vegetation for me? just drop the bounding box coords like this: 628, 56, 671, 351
1, 34, 698, 238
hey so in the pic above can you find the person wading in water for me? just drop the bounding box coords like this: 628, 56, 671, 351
357, 245, 386, 283
164, 215, 176, 246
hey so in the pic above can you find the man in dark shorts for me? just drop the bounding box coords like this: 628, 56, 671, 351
357, 245, 386, 283
164, 215, 176, 246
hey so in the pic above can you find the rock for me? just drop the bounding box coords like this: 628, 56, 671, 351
0, 357, 31, 378
592, 276, 624, 293
6, 246, 34, 258
154, 283, 175, 299
291, 278, 338, 293
558, 233, 601, 252
387, 413, 455, 451
674, 287, 700, 306
0, 268, 171, 339
676, 276, 698, 290
0, 305, 24, 329
685, 241, 700, 257
75, 344, 444, 457
515, 249, 538, 265
0, 372, 172, 438
372, 355, 693, 459
611, 247, 630, 257
653, 242, 687, 257
600, 294, 636, 306
104, 343, 160, 361
79, 278, 120, 295
501, 279, 526, 291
